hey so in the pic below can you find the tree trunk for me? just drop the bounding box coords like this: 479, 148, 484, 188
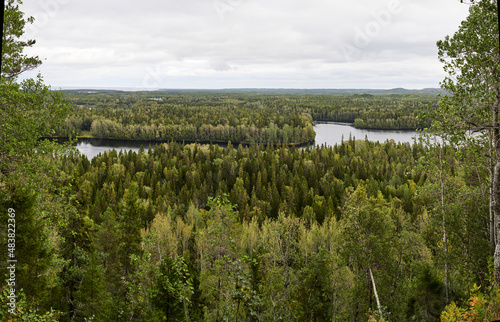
489, 130, 495, 248
182, 282, 190, 322
493, 90, 500, 284
493, 160, 500, 284
369, 267, 383, 316
437, 143, 449, 303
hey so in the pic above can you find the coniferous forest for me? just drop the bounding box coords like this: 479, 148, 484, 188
53, 90, 438, 144
1, 0, 500, 321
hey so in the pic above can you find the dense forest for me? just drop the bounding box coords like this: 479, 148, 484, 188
1, 137, 495, 320
46, 140, 491, 320
1, 0, 500, 321
52, 91, 439, 144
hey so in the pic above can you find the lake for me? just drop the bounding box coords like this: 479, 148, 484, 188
76, 138, 144, 159
313, 122, 418, 147
75, 123, 419, 159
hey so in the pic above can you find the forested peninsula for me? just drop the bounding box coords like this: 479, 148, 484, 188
52, 90, 438, 145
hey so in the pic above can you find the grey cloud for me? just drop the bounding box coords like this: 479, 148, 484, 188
19, 0, 471, 89
209, 59, 234, 71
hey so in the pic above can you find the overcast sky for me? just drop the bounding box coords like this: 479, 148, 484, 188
19, 0, 471, 89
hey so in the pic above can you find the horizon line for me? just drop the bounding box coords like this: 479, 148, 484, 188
53, 86, 444, 91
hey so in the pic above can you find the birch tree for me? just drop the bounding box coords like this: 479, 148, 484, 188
432, 0, 500, 281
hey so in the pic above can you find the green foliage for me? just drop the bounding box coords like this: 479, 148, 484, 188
0, 76, 71, 176
0, 135, 491, 321
407, 262, 446, 321
341, 186, 427, 320
0, 286, 61, 321
0, 2, 81, 319
0, 2, 493, 317
1, 0, 42, 81
419, 0, 499, 313
292, 248, 336, 321
40, 129, 491, 320
228, 256, 262, 320
0, 35, 72, 320
53, 90, 438, 144
0, 184, 53, 299
153, 255, 193, 321
441, 284, 500, 321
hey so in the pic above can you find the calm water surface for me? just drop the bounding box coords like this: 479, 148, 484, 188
314, 122, 419, 147
76, 139, 143, 160
75, 123, 420, 159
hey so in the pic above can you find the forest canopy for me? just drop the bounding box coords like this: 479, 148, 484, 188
1, 0, 499, 321
52, 90, 438, 145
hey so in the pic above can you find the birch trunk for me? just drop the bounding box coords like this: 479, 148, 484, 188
439, 144, 449, 304
493, 90, 500, 284
369, 267, 383, 316
493, 160, 500, 284
489, 130, 495, 248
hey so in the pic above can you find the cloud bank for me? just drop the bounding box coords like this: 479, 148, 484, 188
20, 0, 471, 89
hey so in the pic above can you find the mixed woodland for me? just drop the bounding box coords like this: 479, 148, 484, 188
43, 139, 491, 321
1, 0, 500, 321
52, 91, 438, 144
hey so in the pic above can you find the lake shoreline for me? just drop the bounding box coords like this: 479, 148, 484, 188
312, 120, 423, 132
51, 122, 420, 159
43, 136, 315, 147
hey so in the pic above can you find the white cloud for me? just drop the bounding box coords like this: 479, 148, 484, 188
19, 0, 471, 89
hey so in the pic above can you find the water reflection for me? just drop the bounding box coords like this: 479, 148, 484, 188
313, 122, 418, 147
76, 139, 145, 159
75, 123, 420, 159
